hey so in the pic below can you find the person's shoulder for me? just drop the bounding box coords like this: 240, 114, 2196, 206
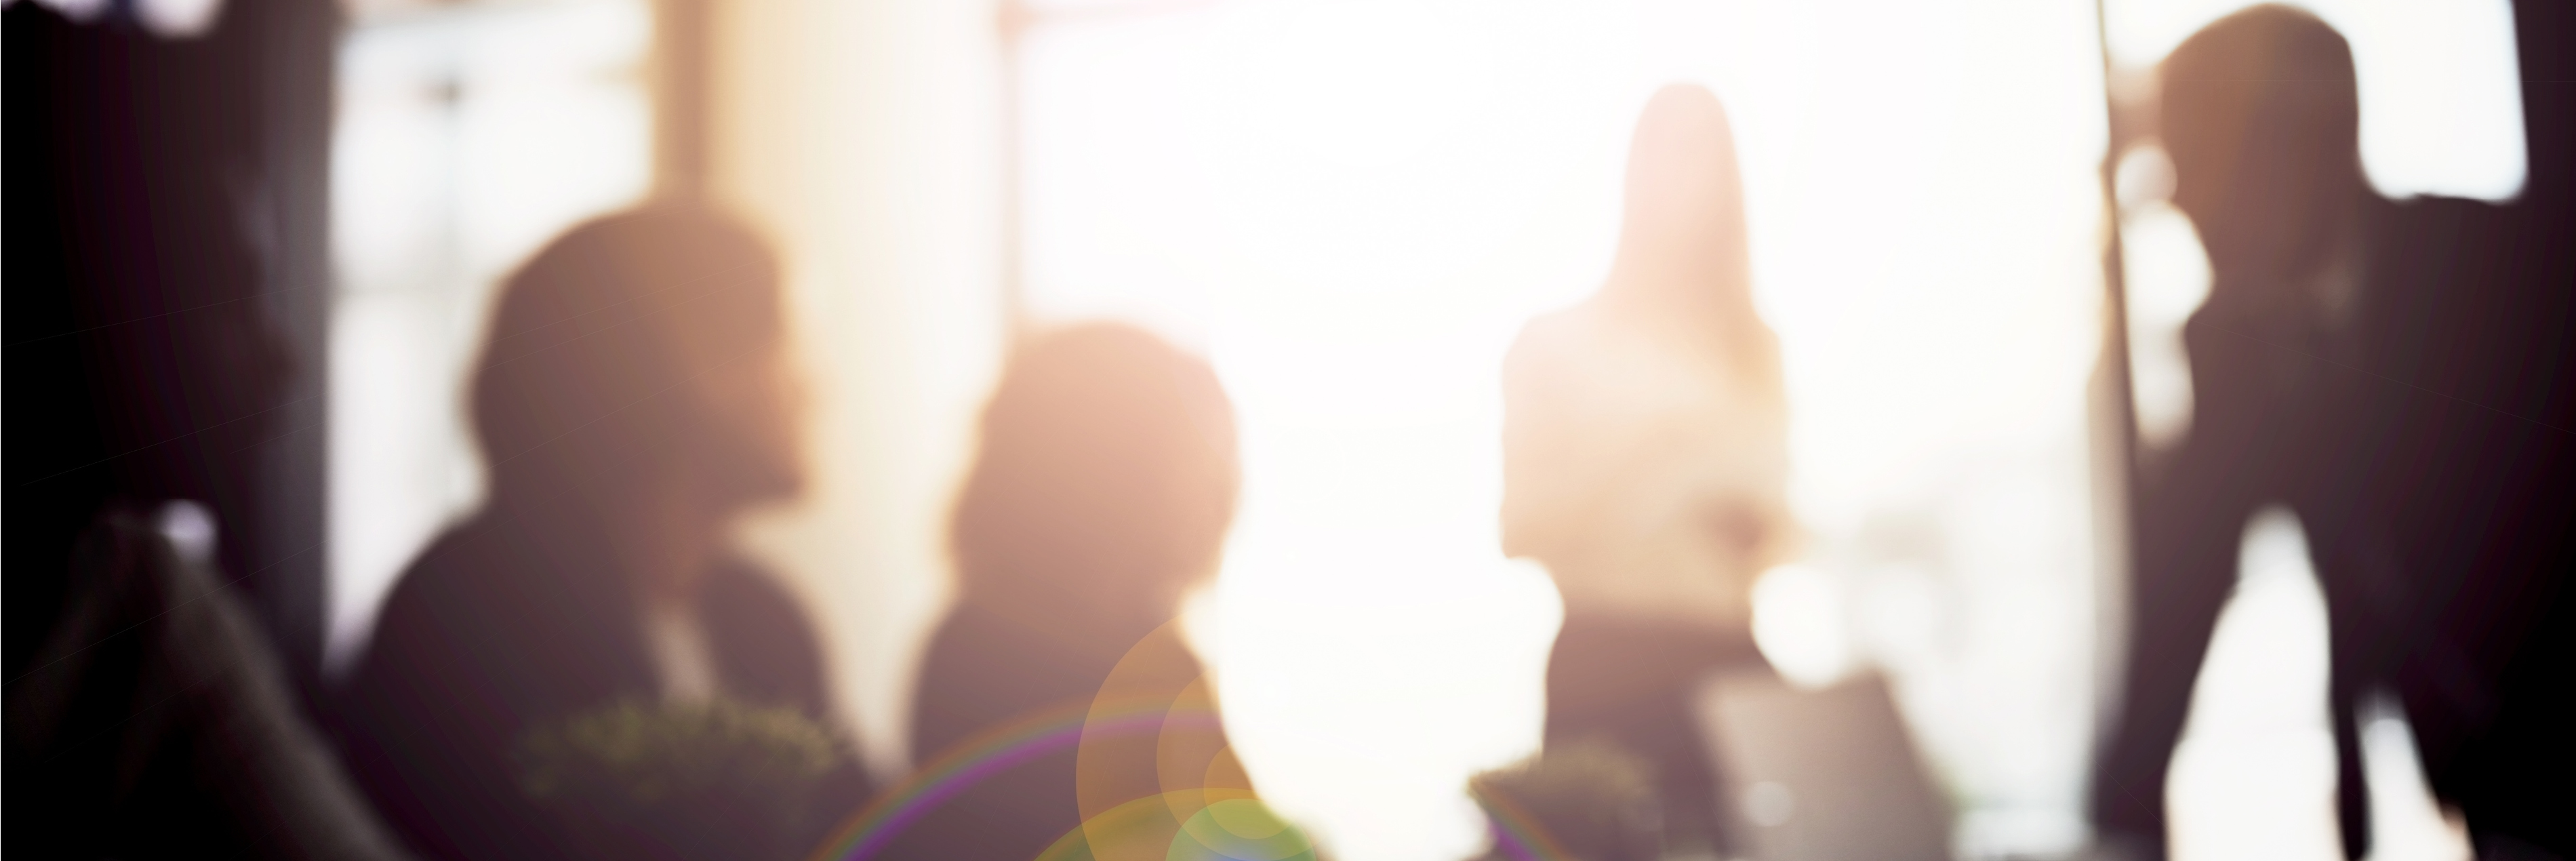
2373, 195, 2516, 250
1504, 303, 1610, 391
1508, 304, 1595, 355
373, 519, 527, 630
917, 601, 1039, 666
914, 602, 1142, 696
700, 558, 830, 670
345, 515, 569, 691
363, 523, 483, 639
338, 520, 513, 721
2385, 193, 2504, 220
2364, 195, 2522, 298
700, 557, 813, 631
700, 557, 834, 710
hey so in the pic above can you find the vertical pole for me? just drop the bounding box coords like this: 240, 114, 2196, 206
998, 0, 1030, 341
256, 0, 343, 697
2093, 0, 2139, 480
2086, 0, 2146, 822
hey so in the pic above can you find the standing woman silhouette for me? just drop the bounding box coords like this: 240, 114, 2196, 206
1500, 83, 1794, 856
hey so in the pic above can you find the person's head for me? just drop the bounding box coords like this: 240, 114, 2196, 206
2160, 5, 2364, 284
1611, 83, 1750, 306
950, 323, 1238, 629
471, 203, 801, 524
1603, 83, 1777, 392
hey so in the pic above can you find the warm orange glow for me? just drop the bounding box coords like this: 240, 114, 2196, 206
313, 1, 2537, 858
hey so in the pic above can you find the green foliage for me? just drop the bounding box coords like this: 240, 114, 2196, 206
517, 697, 842, 812
1468, 740, 1661, 861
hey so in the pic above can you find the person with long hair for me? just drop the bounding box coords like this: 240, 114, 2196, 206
1500, 83, 1794, 856
336, 203, 864, 861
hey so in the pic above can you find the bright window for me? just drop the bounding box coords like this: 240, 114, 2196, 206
326, 0, 653, 672
1020, 1, 2112, 857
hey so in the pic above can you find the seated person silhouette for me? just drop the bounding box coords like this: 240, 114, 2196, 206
1500, 83, 1794, 856
881, 322, 1257, 861
336, 204, 867, 861
2096, 7, 2570, 858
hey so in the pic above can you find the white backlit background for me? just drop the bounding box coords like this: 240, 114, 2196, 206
323, 0, 2527, 858
327, 0, 651, 670
1020, 1, 2108, 857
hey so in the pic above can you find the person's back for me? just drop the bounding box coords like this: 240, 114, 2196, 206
881, 323, 1249, 860
335, 204, 866, 861
895, 601, 1138, 858
346, 517, 847, 860
347, 515, 619, 857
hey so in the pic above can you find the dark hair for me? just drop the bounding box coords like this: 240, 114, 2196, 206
470, 203, 796, 507
949, 323, 1238, 620
2160, 5, 2360, 188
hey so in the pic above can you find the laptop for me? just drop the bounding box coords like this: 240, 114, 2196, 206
1692, 670, 1955, 861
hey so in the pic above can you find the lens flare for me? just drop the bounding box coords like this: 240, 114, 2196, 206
810, 620, 1314, 861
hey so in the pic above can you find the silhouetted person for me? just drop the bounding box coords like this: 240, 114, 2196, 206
1501, 83, 1794, 856
3, 0, 299, 687
2095, 10, 2381, 858
337, 205, 866, 861
3, 5, 379, 857
2096, 7, 2572, 858
887, 323, 1248, 860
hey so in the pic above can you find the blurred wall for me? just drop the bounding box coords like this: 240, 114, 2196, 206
709, 0, 1008, 778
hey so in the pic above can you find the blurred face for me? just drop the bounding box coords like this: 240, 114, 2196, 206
667, 283, 805, 512
2157, 16, 2362, 291
703, 341, 804, 502
2162, 112, 2348, 285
